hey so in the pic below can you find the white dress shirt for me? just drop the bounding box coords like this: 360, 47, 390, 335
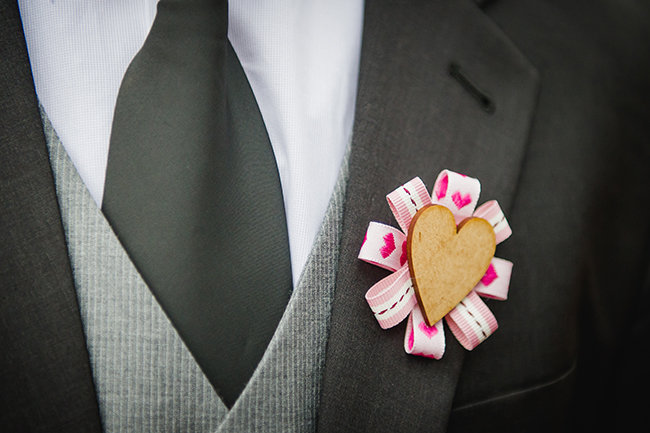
18, 0, 364, 283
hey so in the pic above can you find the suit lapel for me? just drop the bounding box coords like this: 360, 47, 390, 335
318, 0, 539, 431
0, 1, 102, 432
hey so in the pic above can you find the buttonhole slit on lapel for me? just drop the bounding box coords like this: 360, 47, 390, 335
449, 62, 496, 114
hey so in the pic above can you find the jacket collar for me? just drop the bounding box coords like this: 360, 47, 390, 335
317, 0, 539, 430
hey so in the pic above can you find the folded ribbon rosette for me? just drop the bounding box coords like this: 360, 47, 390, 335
358, 170, 513, 359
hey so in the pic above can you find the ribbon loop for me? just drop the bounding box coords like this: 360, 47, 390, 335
446, 291, 498, 350
474, 257, 513, 300
365, 265, 417, 329
431, 170, 481, 224
358, 222, 407, 272
404, 304, 446, 359
473, 200, 512, 245
386, 177, 432, 232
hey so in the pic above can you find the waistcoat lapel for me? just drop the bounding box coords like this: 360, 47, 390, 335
40, 105, 350, 432
41, 110, 228, 432
0, 1, 102, 431
216, 146, 350, 432
318, 0, 539, 431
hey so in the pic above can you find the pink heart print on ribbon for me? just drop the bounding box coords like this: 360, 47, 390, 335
358, 170, 513, 358
379, 233, 396, 258
404, 304, 445, 359
431, 169, 481, 224
359, 222, 407, 272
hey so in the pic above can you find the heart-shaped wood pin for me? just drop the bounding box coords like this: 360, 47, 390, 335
407, 205, 496, 326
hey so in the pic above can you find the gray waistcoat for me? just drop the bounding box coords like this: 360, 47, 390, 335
42, 109, 348, 432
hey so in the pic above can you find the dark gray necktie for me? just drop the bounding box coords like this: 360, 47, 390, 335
102, 0, 292, 407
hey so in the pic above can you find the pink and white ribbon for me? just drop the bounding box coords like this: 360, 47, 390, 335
386, 177, 432, 232
364, 265, 417, 329
359, 222, 407, 272
358, 170, 514, 359
431, 169, 481, 224
446, 291, 498, 350
404, 304, 446, 359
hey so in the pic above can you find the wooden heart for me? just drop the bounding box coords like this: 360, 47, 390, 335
407, 205, 495, 326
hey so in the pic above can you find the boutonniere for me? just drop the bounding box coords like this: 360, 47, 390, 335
358, 170, 513, 359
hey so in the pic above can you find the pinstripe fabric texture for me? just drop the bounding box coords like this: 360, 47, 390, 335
41, 109, 228, 432
42, 107, 349, 432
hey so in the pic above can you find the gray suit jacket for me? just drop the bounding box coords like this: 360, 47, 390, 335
2, 0, 649, 431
